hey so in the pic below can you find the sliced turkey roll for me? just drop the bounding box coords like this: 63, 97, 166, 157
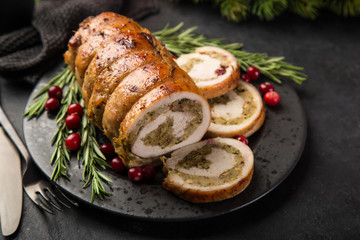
102, 64, 195, 140
162, 137, 254, 203
113, 81, 211, 167
176, 46, 240, 99
102, 62, 175, 140
87, 50, 163, 129
87, 40, 174, 130
206, 80, 266, 138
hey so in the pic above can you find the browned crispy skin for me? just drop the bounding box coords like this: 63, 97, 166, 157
81, 32, 160, 108
64, 12, 147, 87
64, 13, 138, 72
63, 16, 93, 73
74, 26, 145, 87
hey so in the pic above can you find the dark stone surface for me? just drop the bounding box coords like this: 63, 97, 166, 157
1, 0, 360, 239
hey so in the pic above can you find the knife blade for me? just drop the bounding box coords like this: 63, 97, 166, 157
0, 120, 23, 236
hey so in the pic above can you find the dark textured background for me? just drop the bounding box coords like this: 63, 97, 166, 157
1, 0, 360, 239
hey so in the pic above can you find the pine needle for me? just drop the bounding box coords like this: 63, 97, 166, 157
251, 0, 288, 20
328, 0, 360, 17
178, 0, 360, 21
215, 0, 250, 22
289, 0, 325, 19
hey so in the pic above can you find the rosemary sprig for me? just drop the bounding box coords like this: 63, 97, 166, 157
24, 67, 73, 119
50, 72, 80, 181
24, 66, 112, 202
153, 23, 307, 84
154, 22, 243, 56
79, 106, 112, 202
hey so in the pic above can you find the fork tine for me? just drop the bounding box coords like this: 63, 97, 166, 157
35, 197, 55, 214
54, 185, 79, 207
37, 189, 63, 212
45, 186, 71, 209
24, 186, 54, 214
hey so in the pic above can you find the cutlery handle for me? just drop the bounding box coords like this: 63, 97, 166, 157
0, 106, 31, 163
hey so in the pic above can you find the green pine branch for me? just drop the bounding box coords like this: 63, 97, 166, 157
215, 0, 250, 22
252, 0, 287, 20
176, 0, 360, 22
328, 0, 360, 17
289, 0, 325, 20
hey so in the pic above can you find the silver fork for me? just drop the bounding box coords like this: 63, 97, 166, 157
0, 106, 78, 214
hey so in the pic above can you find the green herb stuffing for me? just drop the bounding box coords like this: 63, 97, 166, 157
174, 142, 244, 187
130, 99, 203, 148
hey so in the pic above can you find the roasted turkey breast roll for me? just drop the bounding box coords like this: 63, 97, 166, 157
162, 137, 254, 203
206, 80, 265, 138
114, 80, 211, 167
65, 13, 211, 167
176, 46, 240, 99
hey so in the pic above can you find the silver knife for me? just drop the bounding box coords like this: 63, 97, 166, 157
0, 107, 23, 236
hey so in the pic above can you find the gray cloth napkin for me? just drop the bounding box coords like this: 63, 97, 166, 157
0, 0, 158, 83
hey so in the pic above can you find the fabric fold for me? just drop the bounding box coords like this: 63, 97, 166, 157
0, 0, 158, 84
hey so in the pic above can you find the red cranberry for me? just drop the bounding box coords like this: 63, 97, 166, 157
264, 91, 280, 106
259, 82, 275, 94
246, 66, 260, 81
111, 157, 126, 173
215, 68, 226, 76
215, 65, 228, 76
142, 165, 156, 181
67, 103, 83, 117
99, 143, 116, 159
241, 74, 251, 82
65, 114, 81, 131
65, 133, 81, 151
128, 167, 143, 182
171, 56, 177, 59
45, 98, 60, 112
48, 86, 62, 100
235, 136, 248, 145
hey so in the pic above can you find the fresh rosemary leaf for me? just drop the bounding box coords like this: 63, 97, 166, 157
93, 142, 106, 160
81, 129, 88, 147
97, 171, 113, 183
79, 109, 112, 202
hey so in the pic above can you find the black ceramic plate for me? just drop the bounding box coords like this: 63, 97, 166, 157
24, 63, 307, 221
